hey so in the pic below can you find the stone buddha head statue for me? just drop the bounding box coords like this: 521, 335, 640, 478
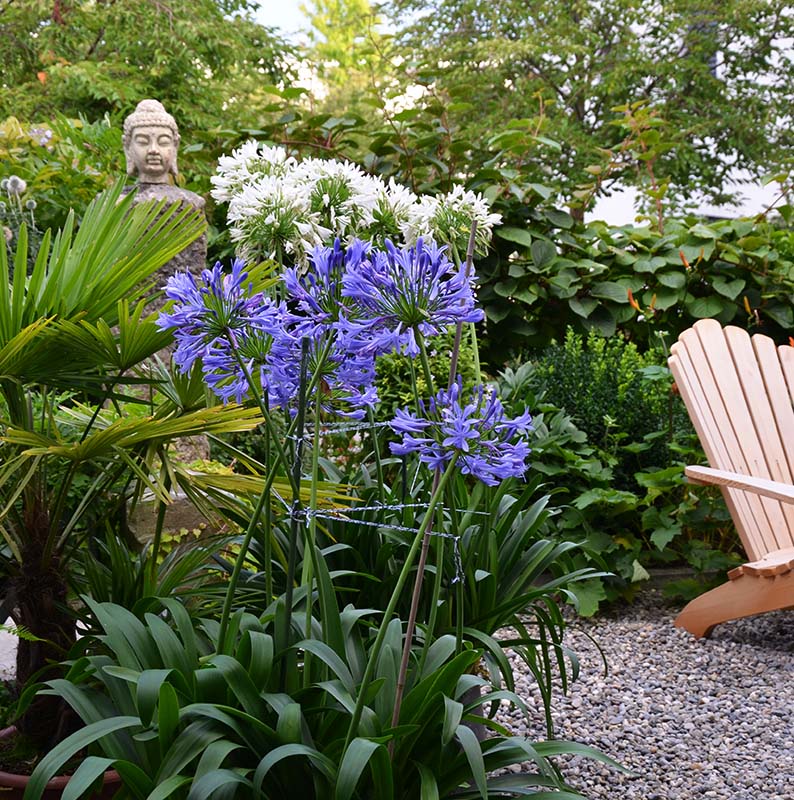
122, 99, 180, 184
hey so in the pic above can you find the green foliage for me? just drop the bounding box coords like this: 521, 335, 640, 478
527, 329, 681, 488
70, 528, 227, 622
0, 1, 292, 135
381, 0, 794, 211
479, 211, 794, 364
301, 0, 382, 113
497, 357, 743, 613
0, 116, 120, 238
375, 327, 479, 416
27, 597, 619, 799
0, 186, 264, 740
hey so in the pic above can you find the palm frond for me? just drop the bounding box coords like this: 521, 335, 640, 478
3, 404, 264, 462
0, 182, 205, 348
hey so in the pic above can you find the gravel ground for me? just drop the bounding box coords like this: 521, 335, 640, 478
497, 589, 794, 800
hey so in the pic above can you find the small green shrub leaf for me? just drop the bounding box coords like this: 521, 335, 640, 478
496, 227, 533, 248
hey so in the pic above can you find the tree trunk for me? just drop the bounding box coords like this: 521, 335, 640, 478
11, 518, 77, 750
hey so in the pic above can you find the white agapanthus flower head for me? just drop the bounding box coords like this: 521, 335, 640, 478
366, 177, 419, 247
290, 158, 380, 240
211, 141, 297, 203
212, 140, 502, 266
408, 185, 502, 254
228, 176, 328, 265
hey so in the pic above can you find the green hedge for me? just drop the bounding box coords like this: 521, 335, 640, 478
478, 211, 794, 364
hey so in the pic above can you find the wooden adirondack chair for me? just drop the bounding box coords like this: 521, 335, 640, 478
668, 318, 794, 638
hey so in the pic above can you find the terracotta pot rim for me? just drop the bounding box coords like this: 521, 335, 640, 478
0, 725, 121, 789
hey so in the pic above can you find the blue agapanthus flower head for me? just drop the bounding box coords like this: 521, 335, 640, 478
389, 379, 532, 485
340, 238, 484, 357
157, 259, 286, 402
283, 238, 369, 336
267, 324, 378, 419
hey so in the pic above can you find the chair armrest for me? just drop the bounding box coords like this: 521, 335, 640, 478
685, 465, 794, 504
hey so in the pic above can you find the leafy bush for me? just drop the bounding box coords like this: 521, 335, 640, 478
0, 115, 119, 235
497, 357, 743, 613
526, 328, 686, 489
478, 210, 794, 364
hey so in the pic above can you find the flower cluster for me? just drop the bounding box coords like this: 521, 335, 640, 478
158, 259, 285, 403
159, 238, 485, 420
211, 142, 501, 265
389, 380, 533, 485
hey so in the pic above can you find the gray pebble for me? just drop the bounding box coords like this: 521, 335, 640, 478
494, 588, 794, 799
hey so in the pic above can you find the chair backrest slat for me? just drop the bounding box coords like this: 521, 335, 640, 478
670, 323, 767, 560
669, 319, 794, 560
724, 327, 794, 549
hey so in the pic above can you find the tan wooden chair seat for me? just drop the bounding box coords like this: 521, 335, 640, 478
669, 319, 794, 637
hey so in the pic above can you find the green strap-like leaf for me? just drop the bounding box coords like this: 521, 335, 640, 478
144, 774, 193, 800
186, 769, 251, 800
415, 762, 440, 800
442, 696, 463, 746
158, 681, 181, 755
24, 716, 141, 800
155, 720, 225, 782
136, 669, 174, 728
335, 738, 392, 800
296, 639, 355, 693
60, 757, 116, 800
454, 725, 487, 800
253, 743, 337, 793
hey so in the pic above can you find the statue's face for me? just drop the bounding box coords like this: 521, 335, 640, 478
128, 125, 176, 183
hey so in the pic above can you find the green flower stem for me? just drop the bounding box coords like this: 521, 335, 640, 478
279, 339, 310, 657
217, 331, 340, 650
418, 531, 444, 672
300, 390, 324, 674
367, 406, 385, 506
389, 467, 442, 732
217, 339, 303, 650
263, 398, 273, 604
455, 572, 464, 654
447, 322, 465, 392
343, 456, 457, 754
407, 354, 422, 412
464, 223, 482, 384
227, 341, 298, 497
447, 223, 481, 387
416, 331, 436, 399
217, 466, 277, 652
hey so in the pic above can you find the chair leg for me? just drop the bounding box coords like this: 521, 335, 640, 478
675, 571, 794, 638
